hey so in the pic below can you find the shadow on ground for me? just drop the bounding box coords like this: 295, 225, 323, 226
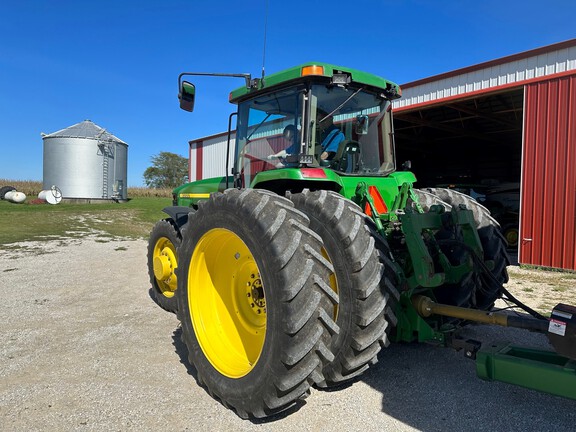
361, 324, 575, 432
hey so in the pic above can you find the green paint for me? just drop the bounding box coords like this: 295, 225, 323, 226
477, 343, 576, 400
229, 62, 401, 103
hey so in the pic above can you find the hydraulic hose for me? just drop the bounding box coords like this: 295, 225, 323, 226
437, 239, 548, 321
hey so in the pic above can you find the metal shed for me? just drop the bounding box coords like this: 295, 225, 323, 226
393, 39, 576, 270
42, 120, 128, 200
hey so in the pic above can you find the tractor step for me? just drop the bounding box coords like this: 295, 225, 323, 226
476, 343, 576, 400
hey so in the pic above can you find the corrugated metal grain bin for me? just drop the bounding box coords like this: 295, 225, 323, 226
41, 120, 128, 200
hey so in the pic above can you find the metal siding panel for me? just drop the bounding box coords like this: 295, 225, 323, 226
520, 75, 576, 270
519, 86, 535, 264
189, 142, 197, 181
532, 82, 548, 265
542, 79, 558, 266
550, 79, 564, 267
196, 141, 203, 180
562, 77, 576, 269
201, 135, 236, 179
201, 140, 217, 178
204, 140, 222, 178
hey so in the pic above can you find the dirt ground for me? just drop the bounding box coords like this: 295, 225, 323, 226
1, 237, 575, 432
498, 264, 576, 313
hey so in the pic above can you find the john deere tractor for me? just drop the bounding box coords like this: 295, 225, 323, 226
148, 63, 576, 419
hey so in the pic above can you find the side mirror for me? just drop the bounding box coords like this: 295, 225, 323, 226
402, 160, 412, 170
355, 115, 369, 135
179, 81, 196, 112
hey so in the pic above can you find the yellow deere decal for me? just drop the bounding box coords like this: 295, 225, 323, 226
180, 193, 211, 198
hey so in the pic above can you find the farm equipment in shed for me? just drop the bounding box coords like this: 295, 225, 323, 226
147, 62, 576, 419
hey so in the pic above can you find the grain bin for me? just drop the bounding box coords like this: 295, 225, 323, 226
41, 120, 128, 200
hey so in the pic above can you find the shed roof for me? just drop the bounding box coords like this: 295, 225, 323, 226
394, 39, 576, 111
41, 120, 127, 145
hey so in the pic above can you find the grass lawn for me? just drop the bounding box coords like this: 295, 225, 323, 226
0, 197, 170, 244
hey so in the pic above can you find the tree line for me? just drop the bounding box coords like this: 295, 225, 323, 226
143, 151, 188, 189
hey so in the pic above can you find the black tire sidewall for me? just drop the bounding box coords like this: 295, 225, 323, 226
304, 212, 353, 357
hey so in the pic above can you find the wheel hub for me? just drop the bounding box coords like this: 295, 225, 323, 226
247, 275, 266, 313
152, 245, 178, 295
153, 255, 169, 280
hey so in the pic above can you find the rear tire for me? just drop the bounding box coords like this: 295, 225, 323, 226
422, 188, 509, 309
0, 186, 16, 200
412, 189, 478, 309
147, 219, 181, 313
502, 222, 519, 249
176, 189, 338, 418
290, 190, 399, 387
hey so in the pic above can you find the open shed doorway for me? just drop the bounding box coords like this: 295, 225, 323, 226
393, 87, 524, 252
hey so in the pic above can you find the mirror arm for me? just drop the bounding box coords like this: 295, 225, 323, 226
178, 72, 253, 92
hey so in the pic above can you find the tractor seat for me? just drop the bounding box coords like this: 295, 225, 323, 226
332, 140, 360, 173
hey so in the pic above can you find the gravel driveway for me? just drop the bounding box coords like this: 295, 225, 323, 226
1, 237, 574, 431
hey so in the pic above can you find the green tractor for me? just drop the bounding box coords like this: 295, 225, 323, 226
148, 63, 576, 419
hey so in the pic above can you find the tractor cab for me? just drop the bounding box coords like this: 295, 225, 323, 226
229, 64, 401, 188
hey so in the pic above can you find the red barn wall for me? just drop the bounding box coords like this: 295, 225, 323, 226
520, 74, 576, 270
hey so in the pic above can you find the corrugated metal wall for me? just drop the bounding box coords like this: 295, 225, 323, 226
395, 42, 576, 110
520, 74, 576, 270
189, 141, 200, 181
189, 135, 236, 181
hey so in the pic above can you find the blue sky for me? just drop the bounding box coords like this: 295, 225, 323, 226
0, 0, 574, 186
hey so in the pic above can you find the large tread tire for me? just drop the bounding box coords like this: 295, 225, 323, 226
289, 190, 399, 387
0, 186, 16, 200
412, 189, 478, 309
176, 189, 338, 419
422, 188, 510, 309
147, 219, 181, 313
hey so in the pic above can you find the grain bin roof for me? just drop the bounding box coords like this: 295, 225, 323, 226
42, 120, 128, 145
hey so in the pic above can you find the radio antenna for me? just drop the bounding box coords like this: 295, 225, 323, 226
261, 0, 269, 79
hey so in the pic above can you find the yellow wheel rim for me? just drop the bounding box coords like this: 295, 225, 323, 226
505, 228, 519, 248
152, 237, 178, 298
321, 247, 339, 320
188, 228, 266, 378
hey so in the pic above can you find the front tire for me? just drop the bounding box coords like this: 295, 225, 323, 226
176, 189, 338, 419
290, 190, 399, 387
147, 219, 181, 313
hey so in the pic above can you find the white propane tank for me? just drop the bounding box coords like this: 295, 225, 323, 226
38, 186, 62, 205
5, 191, 26, 203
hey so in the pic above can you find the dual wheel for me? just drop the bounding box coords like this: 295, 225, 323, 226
174, 189, 398, 418
415, 188, 510, 310
150, 187, 509, 418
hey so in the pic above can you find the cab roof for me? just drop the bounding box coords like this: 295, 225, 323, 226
229, 62, 401, 103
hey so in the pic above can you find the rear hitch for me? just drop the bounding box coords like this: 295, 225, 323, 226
448, 337, 482, 360
412, 295, 576, 400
